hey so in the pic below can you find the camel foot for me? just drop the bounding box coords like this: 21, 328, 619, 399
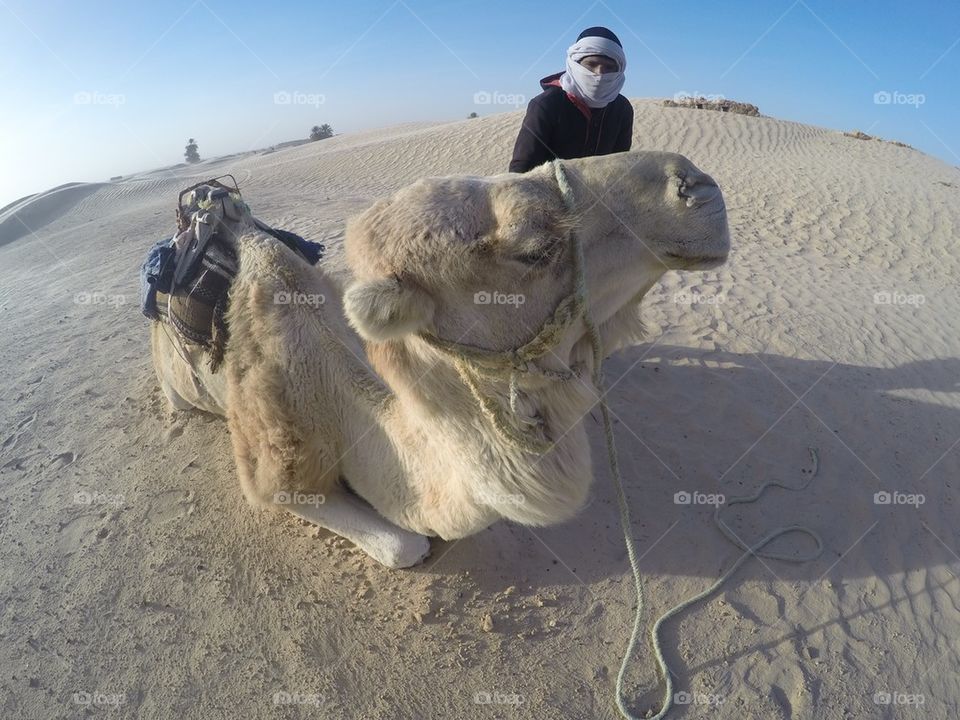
283, 490, 431, 569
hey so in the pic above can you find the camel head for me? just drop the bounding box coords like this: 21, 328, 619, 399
343, 151, 730, 391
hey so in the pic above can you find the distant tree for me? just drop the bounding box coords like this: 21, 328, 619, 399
184, 138, 200, 163
467, 112, 478, 119
310, 124, 334, 141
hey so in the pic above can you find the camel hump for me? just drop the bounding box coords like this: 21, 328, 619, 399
140, 178, 325, 371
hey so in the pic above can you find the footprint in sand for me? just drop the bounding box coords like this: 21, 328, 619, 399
163, 424, 185, 442
149, 489, 196, 523
56, 515, 101, 554
2, 413, 37, 451
1, 456, 27, 471
52, 451, 76, 468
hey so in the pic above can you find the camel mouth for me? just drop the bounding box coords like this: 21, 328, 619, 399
664, 252, 729, 270
663, 221, 731, 270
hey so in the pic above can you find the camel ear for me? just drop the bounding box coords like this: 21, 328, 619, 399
344, 276, 435, 341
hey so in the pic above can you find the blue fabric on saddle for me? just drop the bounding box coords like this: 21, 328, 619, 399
139, 176, 325, 370
140, 236, 176, 321
266, 226, 324, 265
139, 227, 323, 320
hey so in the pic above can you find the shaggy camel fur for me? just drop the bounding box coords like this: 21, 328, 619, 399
151, 151, 730, 567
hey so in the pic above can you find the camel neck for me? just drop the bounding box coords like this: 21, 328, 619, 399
352, 341, 598, 535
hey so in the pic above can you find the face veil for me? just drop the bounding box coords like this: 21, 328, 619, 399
559, 36, 627, 109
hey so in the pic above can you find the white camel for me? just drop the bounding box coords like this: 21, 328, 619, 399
150, 151, 730, 568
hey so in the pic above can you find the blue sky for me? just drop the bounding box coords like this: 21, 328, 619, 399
1, 0, 957, 208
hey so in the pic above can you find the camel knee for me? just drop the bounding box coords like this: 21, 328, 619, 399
160, 377, 195, 411
229, 426, 339, 510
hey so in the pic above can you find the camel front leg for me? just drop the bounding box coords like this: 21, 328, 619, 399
282, 490, 431, 569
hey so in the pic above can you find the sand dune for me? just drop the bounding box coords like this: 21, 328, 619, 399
1, 101, 959, 719
0, 182, 111, 247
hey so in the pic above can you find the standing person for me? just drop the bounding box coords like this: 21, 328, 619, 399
509, 26, 633, 173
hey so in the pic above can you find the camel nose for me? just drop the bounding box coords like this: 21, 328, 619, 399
678, 173, 721, 208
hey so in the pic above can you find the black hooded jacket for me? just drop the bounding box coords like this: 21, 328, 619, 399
509, 72, 633, 173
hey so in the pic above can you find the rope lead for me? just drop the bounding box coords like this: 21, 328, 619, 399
553, 160, 824, 720
421, 158, 824, 719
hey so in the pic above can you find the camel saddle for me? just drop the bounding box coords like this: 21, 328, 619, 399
141, 175, 324, 371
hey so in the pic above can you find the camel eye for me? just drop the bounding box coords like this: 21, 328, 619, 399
455, 229, 486, 244
515, 251, 548, 266
513, 237, 560, 267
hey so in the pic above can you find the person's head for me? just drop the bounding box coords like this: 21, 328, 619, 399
560, 26, 626, 108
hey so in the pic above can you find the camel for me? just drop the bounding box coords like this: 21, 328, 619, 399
150, 151, 730, 568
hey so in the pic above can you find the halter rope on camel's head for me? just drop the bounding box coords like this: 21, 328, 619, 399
412, 158, 616, 457
417, 158, 825, 720
416, 159, 592, 454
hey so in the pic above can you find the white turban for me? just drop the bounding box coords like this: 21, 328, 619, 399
559, 36, 627, 109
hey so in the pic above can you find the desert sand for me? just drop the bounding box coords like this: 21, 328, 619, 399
1, 100, 959, 719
